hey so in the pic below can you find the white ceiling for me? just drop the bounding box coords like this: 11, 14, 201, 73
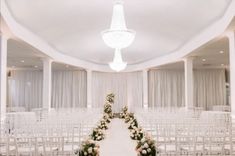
5, 0, 232, 65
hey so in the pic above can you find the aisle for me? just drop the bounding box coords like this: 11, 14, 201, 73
99, 118, 137, 156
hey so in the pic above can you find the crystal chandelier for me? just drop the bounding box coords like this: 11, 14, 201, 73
109, 49, 127, 72
102, 1, 135, 49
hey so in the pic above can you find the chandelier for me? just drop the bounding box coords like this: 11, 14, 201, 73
102, 1, 135, 49
109, 49, 127, 72
102, 0, 135, 72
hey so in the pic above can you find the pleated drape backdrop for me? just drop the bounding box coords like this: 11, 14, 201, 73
7, 69, 227, 111
194, 69, 226, 110
8, 70, 43, 111
92, 71, 143, 112
148, 69, 227, 110
51, 70, 87, 108
7, 70, 87, 110
148, 69, 185, 108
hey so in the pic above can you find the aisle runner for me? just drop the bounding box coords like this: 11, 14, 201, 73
99, 118, 136, 156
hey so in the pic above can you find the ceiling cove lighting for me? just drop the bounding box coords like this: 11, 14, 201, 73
102, 0, 135, 49
109, 49, 127, 72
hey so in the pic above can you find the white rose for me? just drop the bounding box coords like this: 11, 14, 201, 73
94, 147, 98, 152
141, 150, 147, 154
84, 152, 87, 155
144, 143, 149, 148
147, 148, 151, 153
141, 138, 145, 143
88, 147, 93, 153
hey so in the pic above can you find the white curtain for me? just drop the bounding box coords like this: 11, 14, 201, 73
8, 70, 43, 111
7, 70, 87, 111
194, 69, 226, 110
51, 70, 87, 108
148, 69, 185, 108
92, 72, 143, 112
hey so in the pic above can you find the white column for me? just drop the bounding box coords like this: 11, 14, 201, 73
0, 35, 8, 121
227, 32, 235, 118
42, 58, 52, 111
87, 70, 92, 108
143, 69, 148, 108
184, 57, 194, 109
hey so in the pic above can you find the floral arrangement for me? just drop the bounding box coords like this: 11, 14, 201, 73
98, 119, 108, 130
130, 127, 144, 140
128, 118, 139, 130
103, 114, 111, 123
104, 102, 112, 114
136, 134, 158, 156
124, 113, 134, 123
106, 93, 115, 104
75, 139, 99, 156
120, 106, 128, 118
103, 93, 115, 118
90, 127, 105, 141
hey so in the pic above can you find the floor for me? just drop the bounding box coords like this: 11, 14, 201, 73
99, 118, 137, 156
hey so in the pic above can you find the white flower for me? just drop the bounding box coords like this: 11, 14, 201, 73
141, 138, 145, 143
141, 150, 147, 154
94, 147, 98, 152
147, 148, 151, 153
144, 143, 149, 148
84, 152, 87, 155
88, 147, 93, 153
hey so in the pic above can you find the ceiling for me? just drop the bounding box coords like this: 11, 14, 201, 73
7, 39, 82, 70
154, 37, 230, 70
5, 0, 232, 65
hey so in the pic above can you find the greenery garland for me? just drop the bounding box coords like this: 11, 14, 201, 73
75, 139, 99, 156
120, 106, 159, 156
98, 119, 108, 130
76, 93, 114, 156
136, 135, 158, 156
90, 127, 105, 141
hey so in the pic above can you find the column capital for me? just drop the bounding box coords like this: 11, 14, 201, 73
183, 56, 196, 62
86, 69, 92, 73
225, 31, 235, 39
0, 34, 11, 40
41, 57, 53, 63
143, 69, 149, 72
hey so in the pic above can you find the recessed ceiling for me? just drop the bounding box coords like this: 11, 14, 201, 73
5, 0, 232, 65
7, 39, 46, 68
191, 37, 230, 68
151, 36, 230, 70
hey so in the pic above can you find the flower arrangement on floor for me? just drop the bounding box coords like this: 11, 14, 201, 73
120, 106, 128, 118
130, 127, 144, 140
121, 110, 159, 156
104, 102, 112, 118
128, 118, 139, 130
75, 139, 100, 156
76, 93, 115, 156
98, 119, 108, 130
90, 127, 105, 141
136, 134, 158, 156
104, 93, 115, 118
103, 114, 111, 123
124, 113, 134, 123
106, 93, 115, 104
